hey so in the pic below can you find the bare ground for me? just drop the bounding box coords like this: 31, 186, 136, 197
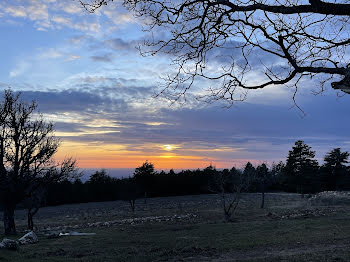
1, 193, 350, 262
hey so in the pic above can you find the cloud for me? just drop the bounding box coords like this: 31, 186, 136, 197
9, 61, 30, 78
0, 0, 138, 33
39, 48, 64, 59
51, 15, 100, 32
106, 38, 138, 51
69, 35, 89, 45
65, 55, 81, 61
18, 89, 128, 114
4, 6, 27, 18
56, 1, 84, 15
8, 80, 350, 169
90, 54, 114, 62
27, 1, 49, 21
102, 5, 136, 25
51, 15, 72, 27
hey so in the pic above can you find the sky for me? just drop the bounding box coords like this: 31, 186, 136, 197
0, 0, 349, 176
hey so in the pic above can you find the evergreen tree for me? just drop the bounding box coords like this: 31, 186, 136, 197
243, 162, 256, 191
88, 169, 111, 184
285, 140, 319, 194
133, 161, 156, 201
205, 165, 220, 192
322, 148, 349, 190
87, 170, 115, 201
256, 163, 270, 208
169, 169, 176, 176
270, 161, 285, 191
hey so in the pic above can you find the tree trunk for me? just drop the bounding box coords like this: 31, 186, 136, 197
27, 206, 40, 230
28, 211, 33, 230
129, 200, 135, 212
4, 205, 16, 235
260, 185, 265, 209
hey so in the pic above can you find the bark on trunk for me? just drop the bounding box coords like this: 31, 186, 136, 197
260, 187, 265, 209
129, 199, 135, 212
27, 206, 39, 230
4, 205, 16, 235
28, 211, 33, 231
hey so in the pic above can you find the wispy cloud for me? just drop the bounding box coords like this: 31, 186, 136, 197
0, 0, 136, 33
66, 55, 81, 61
90, 54, 114, 62
9, 61, 30, 78
4, 6, 27, 18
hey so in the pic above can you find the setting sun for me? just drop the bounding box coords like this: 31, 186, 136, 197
163, 145, 173, 151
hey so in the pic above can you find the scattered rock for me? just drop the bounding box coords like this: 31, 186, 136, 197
266, 208, 335, 220
59, 232, 96, 236
18, 231, 39, 245
310, 191, 350, 206
0, 238, 19, 251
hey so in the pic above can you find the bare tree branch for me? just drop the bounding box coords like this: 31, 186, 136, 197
80, 0, 350, 102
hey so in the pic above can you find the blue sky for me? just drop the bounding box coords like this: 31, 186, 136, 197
1, 0, 349, 173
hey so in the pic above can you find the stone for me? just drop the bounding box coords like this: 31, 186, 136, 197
18, 231, 39, 245
59, 231, 96, 236
0, 238, 19, 250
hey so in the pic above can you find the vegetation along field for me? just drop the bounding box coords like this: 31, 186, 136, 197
2, 192, 350, 262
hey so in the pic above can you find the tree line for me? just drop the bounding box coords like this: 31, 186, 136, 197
45, 141, 350, 208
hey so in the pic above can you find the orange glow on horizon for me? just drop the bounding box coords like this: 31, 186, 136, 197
54, 140, 265, 170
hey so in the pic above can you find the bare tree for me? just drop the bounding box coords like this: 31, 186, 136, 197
24, 183, 46, 231
24, 158, 79, 230
209, 167, 250, 222
118, 180, 141, 212
80, 0, 350, 103
0, 89, 77, 235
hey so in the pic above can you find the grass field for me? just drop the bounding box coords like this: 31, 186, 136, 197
1, 193, 350, 261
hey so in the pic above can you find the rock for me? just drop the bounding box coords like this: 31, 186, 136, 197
18, 231, 39, 245
59, 231, 96, 236
46, 232, 60, 239
0, 238, 19, 250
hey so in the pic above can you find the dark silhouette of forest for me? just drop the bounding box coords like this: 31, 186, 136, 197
44, 141, 350, 207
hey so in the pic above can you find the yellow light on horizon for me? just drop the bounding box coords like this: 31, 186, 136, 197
163, 144, 173, 151
161, 144, 181, 151
160, 155, 176, 158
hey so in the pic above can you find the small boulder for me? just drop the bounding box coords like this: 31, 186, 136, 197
18, 231, 38, 245
45, 231, 60, 239
0, 238, 19, 250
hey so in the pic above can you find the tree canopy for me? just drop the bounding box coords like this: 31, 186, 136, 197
284, 140, 319, 193
81, 0, 350, 103
324, 148, 349, 169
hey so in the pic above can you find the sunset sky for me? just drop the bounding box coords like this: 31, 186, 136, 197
1, 0, 350, 176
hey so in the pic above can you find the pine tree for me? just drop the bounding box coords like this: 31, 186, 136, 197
133, 161, 156, 202
256, 163, 269, 208
322, 148, 349, 190
285, 140, 319, 194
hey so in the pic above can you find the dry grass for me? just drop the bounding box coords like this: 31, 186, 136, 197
1, 193, 350, 261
